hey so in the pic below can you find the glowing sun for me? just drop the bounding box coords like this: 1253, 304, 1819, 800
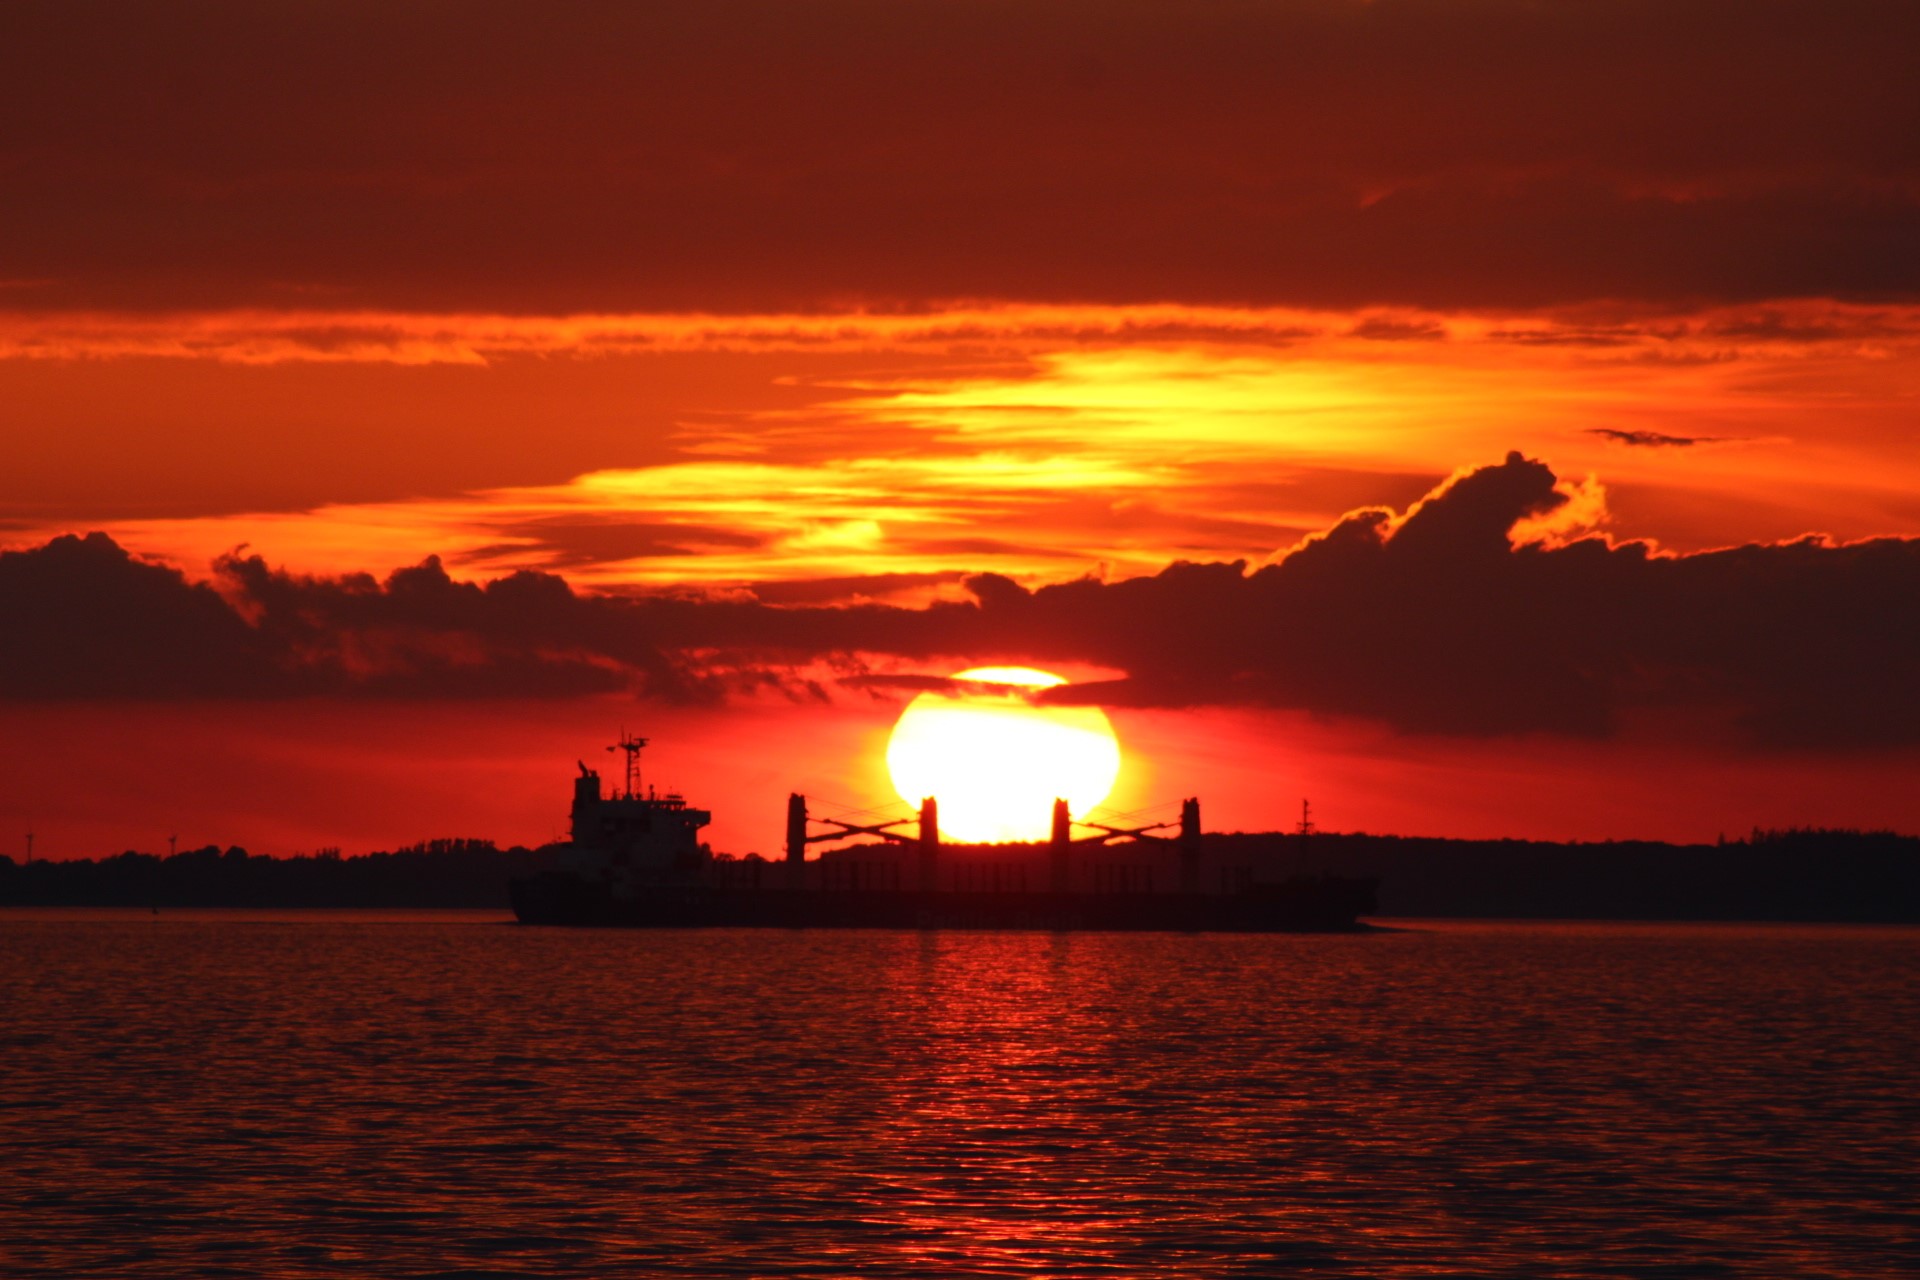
885, 666, 1122, 842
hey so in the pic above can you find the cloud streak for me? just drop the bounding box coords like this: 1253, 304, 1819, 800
3, 301, 1918, 366
1587, 428, 1734, 448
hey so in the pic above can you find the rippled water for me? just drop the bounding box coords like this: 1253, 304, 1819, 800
3, 913, 1917, 1277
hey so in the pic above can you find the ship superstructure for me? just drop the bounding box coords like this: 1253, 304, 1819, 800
558, 734, 713, 899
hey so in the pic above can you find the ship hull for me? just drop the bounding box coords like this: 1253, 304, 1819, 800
509, 872, 1376, 932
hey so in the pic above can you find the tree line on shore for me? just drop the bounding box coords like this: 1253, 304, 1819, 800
2, 827, 1915, 921
0, 838, 561, 908
1223, 827, 1920, 922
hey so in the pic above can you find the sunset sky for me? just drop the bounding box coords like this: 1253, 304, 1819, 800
4, 0, 1918, 857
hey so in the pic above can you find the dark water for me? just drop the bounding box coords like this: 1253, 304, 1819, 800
3, 914, 1917, 1278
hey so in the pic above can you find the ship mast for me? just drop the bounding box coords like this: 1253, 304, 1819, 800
608, 731, 649, 799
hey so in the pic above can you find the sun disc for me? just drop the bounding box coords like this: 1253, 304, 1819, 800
885, 666, 1121, 842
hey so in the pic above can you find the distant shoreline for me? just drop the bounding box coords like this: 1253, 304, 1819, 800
4, 828, 1915, 923
2, 908, 1915, 932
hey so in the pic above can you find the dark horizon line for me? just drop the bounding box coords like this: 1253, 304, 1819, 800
7, 823, 1915, 867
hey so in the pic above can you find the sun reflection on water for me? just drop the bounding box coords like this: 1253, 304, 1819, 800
4, 885, 1918, 1275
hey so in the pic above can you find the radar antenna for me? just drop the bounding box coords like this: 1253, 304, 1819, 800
607, 731, 649, 799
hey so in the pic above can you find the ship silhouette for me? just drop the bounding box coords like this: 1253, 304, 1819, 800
510, 737, 1378, 931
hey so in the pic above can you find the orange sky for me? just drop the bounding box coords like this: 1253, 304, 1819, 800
10, 301, 1920, 587
3, 2, 1918, 857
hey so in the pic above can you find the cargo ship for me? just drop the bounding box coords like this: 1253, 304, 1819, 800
509, 737, 1378, 931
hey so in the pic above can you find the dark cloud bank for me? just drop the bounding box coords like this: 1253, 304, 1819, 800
4, 455, 1916, 749
3, 0, 1917, 312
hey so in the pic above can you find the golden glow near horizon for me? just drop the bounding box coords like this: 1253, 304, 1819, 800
885, 667, 1122, 843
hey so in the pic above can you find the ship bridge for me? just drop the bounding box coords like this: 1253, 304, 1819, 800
562, 736, 712, 889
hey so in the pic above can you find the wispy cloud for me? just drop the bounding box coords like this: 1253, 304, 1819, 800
0, 305, 1338, 365
1586, 428, 1737, 448
3, 300, 1918, 366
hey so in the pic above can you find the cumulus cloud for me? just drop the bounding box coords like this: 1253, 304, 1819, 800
0, 533, 278, 698
0, 535, 671, 701
994, 455, 1920, 746
5, 454, 1918, 748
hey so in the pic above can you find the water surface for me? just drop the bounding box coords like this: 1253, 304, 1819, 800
4, 912, 1916, 1277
